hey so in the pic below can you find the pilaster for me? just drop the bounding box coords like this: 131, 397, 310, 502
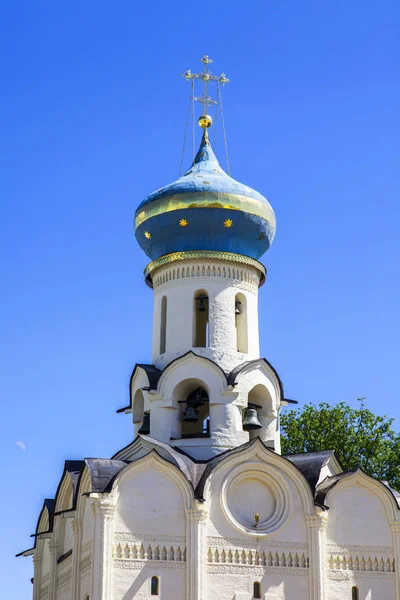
390, 521, 400, 599
48, 540, 59, 600
306, 513, 328, 600
91, 499, 115, 600
71, 518, 82, 600
32, 550, 42, 600
186, 503, 208, 600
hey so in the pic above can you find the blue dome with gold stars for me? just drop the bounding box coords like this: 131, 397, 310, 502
135, 130, 276, 261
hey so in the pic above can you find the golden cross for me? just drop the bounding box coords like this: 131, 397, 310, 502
181, 55, 229, 116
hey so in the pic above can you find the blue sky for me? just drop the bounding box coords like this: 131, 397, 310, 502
1, 0, 399, 595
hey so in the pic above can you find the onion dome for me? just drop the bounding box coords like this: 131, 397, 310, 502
135, 129, 276, 261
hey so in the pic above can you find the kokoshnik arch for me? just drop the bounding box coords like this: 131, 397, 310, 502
18, 55, 400, 600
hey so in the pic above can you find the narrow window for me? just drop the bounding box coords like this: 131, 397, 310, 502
151, 576, 159, 595
194, 290, 209, 347
235, 293, 248, 353
253, 581, 261, 598
351, 587, 359, 600
160, 296, 167, 354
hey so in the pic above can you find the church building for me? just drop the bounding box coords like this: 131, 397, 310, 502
18, 56, 400, 600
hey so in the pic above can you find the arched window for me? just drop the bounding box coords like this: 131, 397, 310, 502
351, 587, 359, 600
160, 296, 167, 354
253, 581, 261, 598
84, 595, 89, 600
133, 389, 145, 435
151, 576, 159, 595
193, 289, 209, 347
181, 387, 210, 438
235, 292, 248, 353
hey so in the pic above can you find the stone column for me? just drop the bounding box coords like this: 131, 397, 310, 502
48, 540, 59, 600
71, 518, 82, 600
390, 521, 400, 599
186, 503, 207, 600
306, 513, 328, 600
91, 499, 115, 600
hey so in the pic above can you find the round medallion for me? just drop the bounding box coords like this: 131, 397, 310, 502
221, 464, 289, 537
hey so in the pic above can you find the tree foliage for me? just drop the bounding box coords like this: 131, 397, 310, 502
281, 399, 400, 491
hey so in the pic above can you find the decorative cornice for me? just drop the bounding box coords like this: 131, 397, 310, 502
144, 251, 266, 288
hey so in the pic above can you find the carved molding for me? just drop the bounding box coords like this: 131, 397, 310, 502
207, 564, 309, 576
91, 500, 115, 520
56, 567, 72, 589
80, 555, 91, 573
206, 536, 308, 550
81, 540, 92, 554
114, 532, 185, 544
186, 508, 208, 523
113, 559, 186, 571
327, 570, 395, 581
327, 544, 393, 554
71, 518, 82, 535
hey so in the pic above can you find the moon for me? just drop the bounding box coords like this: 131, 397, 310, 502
15, 441, 26, 451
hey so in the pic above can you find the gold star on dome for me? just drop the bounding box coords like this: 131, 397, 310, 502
224, 219, 233, 228
258, 233, 265, 240
179, 218, 188, 227
144, 231, 151, 239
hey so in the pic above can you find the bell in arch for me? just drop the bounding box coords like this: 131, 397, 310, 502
138, 412, 150, 435
183, 405, 199, 422
243, 404, 262, 431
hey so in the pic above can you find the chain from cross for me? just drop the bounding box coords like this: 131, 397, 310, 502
181, 55, 229, 116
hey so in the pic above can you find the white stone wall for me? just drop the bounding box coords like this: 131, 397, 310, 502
151, 258, 261, 373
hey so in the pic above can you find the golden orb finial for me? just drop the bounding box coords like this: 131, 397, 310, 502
198, 114, 212, 129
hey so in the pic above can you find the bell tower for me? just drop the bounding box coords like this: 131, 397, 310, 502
128, 56, 284, 459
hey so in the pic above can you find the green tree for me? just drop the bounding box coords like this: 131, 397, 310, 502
280, 399, 400, 491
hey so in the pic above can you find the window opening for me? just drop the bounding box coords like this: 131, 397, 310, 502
160, 296, 167, 354
253, 581, 261, 598
138, 412, 150, 435
235, 293, 248, 353
351, 587, 359, 600
180, 387, 210, 438
151, 576, 159, 595
194, 291, 209, 347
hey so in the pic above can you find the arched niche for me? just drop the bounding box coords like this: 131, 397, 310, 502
246, 383, 274, 441
133, 389, 145, 436
193, 289, 209, 348
172, 378, 210, 439
235, 292, 248, 353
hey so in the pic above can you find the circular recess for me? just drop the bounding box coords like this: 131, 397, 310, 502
221, 464, 289, 537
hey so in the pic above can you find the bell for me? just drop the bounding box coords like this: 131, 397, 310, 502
138, 413, 150, 435
235, 300, 242, 314
242, 407, 262, 431
183, 406, 198, 422
195, 294, 208, 312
